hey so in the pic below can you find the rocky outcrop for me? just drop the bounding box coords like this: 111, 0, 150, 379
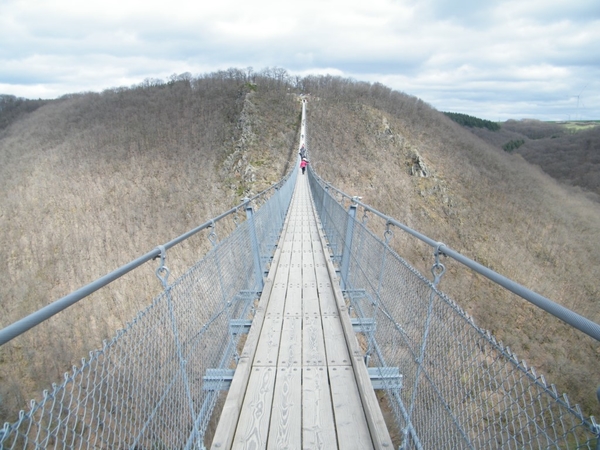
222, 93, 258, 195
407, 148, 430, 177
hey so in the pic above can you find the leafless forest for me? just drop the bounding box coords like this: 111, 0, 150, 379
470, 118, 600, 198
1, 70, 599, 425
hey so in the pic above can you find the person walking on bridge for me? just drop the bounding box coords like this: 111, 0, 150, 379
299, 144, 307, 159
300, 157, 309, 175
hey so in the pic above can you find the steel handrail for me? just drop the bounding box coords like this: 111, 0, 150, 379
0, 175, 291, 346
309, 168, 600, 342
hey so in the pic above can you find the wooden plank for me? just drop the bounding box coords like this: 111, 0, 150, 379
322, 315, 351, 366
232, 366, 277, 449
302, 217, 321, 314
285, 246, 303, 317
328, 365, 374, 450
302, 287, 320, 316
313, 242, 339, 316
287, 205, 304, 301
303, 261, 316, 284
209, 357, 252, 450
302, 229, 321, 316
302, 366, 338, 449
266, 288, 289, 316
253, 317, 283, 366
266, 246, 292, 317
352, 356, 396, 449
277, 316, 302, 367
316, 278, 339, 316
283, 284, 302, 318
302, 297, 320, 316
267, 367, 302, 449
302, 316, 326, 367
284, 236, 303, 318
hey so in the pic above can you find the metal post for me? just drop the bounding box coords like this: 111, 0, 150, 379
320, 184, 329, 233
245, 198, 264, 292
276, 186, 285, 226
340, 201, 357, 290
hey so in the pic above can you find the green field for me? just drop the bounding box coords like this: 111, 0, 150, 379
551, 120, 600, 132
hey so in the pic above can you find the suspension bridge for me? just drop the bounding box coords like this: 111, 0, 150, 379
1, 100, 600, 449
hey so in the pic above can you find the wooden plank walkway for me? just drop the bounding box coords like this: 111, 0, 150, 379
211, 172, 393, 450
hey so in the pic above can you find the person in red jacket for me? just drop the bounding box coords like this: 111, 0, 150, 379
300, 157, 308, 175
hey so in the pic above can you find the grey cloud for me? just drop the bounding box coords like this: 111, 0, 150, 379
0, 0, 598, 120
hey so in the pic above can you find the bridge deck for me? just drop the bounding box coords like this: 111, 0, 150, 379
211, 174, 393, 449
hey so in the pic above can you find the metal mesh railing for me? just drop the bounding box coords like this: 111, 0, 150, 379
0, 166, 297, 449
3, 150, 599, 449
308, 168, 600, 449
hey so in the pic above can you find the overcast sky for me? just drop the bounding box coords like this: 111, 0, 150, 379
1, 0, 598, 121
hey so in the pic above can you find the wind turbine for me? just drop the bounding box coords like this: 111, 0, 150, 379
574, 84, 588, 120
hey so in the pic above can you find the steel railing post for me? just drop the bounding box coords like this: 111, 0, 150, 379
245, 199, 264, 292
320, 184, 329, 232
340, 201, 357, 291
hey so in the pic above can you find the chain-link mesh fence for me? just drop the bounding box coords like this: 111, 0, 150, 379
308, 168, 600, 449
0, 167, 297, 449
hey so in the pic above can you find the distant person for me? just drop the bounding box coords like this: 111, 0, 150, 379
299, 144, 306, 159
300, 158, 308, 175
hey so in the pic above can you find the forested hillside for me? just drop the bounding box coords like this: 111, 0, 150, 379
1, 70, 599, 425
0, 70, 301, 423
469, 118, 600, 198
